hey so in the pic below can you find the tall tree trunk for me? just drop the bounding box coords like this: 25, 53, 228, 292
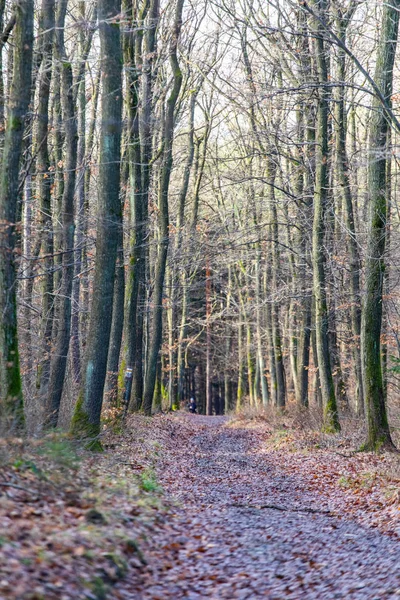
334, 8, 363, 415
143, 0, 185, 415
268, 157, 286, 408
361, 0, 400, 451
0, 0, 34, 429
81, 67, 101, 342
236, 320, 245, 410
177, 270, 189, 404
169, 88, 206, 410
52, 62, 65, 302
205, 255, 212, 415
71, 0, 122, 446
46, 1, 78, 427
295, 12, 314, 408
23, 167, 34, 388
122, 0, 148, 410
0, 0, 6, 149
36, 0, 55, 399
255, 246, 269, 405
104, 198, 125, 406
265, 270, 277, 404
130, 0, 160, 410
311, 0, 340, 432
224, 331, 233, 412
71, 2, 97, 386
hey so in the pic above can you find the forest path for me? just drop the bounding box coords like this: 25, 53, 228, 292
115, 415, 400, 599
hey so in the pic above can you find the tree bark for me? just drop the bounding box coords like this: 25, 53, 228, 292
129, 0, 160, 410
143, 0, 185, 415
71, 2, 97, 386
46, 1, 78, 427
71, 0, 123, 446
311, 0, 340, 432
268, 158, 286, 408
36, 0, 55, 399
0, 0, 34, 429
104, 197, 125, 407
122, 0, 148, 410
361, 0, 400, 451
334, 8, 363, 415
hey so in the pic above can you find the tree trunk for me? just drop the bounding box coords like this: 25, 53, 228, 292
35, 0, 55, 398
71, 0, 123, 446
0, 0, 34, 429
295, 16, 314, 408
255, 247, 269, 405
205, 255, 212, 415
268, 159, 286, 408
311, 0, 340, 432
334, 9, 363, 415
236, 320, 245, 410
46, 1, 78, 427
294, 104, 312, 408
129, 0, 160, 411
52, 62, 65, 303
0, 0, 6, 150
71, 2, 97, 386
122, 0, 148, 410
104, 212, 125, 407
265, 271, 277, 405
361, 0, 400, 451
143, 0, 184, 415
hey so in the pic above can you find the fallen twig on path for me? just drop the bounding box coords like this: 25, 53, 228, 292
0, 482, 32, 493
230, 502, 332, 515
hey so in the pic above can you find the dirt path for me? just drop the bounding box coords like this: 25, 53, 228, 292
115, 415, 400, 599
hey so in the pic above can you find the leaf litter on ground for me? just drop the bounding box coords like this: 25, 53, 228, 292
1, 413, 400, 599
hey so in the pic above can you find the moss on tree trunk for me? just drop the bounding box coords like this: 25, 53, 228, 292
71, 0, 123, 443
361, 0, 400, 452
311, 0, 340, 433
0, 1, 34, 430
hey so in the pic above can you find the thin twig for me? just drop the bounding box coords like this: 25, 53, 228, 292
0, 482, 32, 493
231, 502, 332, 515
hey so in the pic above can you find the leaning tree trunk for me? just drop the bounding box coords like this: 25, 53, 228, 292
311, 0, 340, 432
361, 0, 400, 451
0, 0, 34, 430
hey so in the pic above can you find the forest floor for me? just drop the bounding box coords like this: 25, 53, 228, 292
1, 412, 400, 599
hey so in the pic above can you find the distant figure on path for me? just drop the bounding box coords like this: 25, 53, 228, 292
188, 398, 197, 413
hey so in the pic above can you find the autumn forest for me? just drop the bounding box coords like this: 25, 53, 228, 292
1, 0, 400, 597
